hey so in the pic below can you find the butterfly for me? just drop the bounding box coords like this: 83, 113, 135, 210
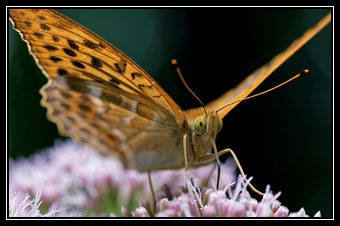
9, 9, 331, 211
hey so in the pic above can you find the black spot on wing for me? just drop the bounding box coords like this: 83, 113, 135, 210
131, 72, 142, 80
80, 127, 91, 135
60, 91, 73, 99
71, 60, 85, 69
33, 32, 44, 39
138, 84, 153, 90
80, 94, 91, 102
40, 23, 51, 31
24, 21, 32, 27
66, 116, 76, 123
107, 134, 116, 141
109, 78, 120, 87
91, 57, 102, 69
114, 60, 126, 73
67, 40, 79, 51
49, 56, 62, 63
114, 63, 122, 73
52, 36, 60, 42
61, 102, 71, 110
37, 15, 46, 20
63, 48, 77, 57
78, 103, 91, 112
152, 95, 162, 98
83, 40, 98, 49
43, 45, 58, 52
90, 123, 100, 129
57, 68, 68, 76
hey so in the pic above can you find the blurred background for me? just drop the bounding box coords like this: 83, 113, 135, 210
9, 8, 332, 217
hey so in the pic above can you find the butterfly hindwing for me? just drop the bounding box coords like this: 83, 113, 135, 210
40, 75, 183, 170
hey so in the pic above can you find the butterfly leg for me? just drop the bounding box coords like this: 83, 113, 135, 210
182, 133, 195, 186
183, 134, 190, 172
147, 163, 186, 216
147, 168, 156, 215
211, 138, 221, 190
147, 132, 190, 215
195, 148, 264, 196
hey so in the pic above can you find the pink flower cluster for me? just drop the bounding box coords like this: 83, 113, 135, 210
9, 188, 60, 217
124, 175, 321, 217
9, 139, 321, 217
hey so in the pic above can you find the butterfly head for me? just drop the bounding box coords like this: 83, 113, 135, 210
192, 112, 223, 136
190, 111, 223, 158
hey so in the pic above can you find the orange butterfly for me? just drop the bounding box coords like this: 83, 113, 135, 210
9, 9, 331, 211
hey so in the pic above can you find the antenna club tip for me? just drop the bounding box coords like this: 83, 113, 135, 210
171, 59, 178, 65
302, 69, 309, 75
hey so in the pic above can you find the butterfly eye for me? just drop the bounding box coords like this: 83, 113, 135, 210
193, 116, 206, 135
217, 117, 223, 133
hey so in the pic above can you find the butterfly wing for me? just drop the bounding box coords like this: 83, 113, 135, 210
9, 9, 187, 127
41, 76, 184, 170
206, 12, 331, 118
9, 9, 189, 170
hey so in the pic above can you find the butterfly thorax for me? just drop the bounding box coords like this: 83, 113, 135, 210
187, 111, 223, 166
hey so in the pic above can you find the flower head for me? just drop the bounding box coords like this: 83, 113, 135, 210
9, 188, 60, 217
9, 139, 321, 217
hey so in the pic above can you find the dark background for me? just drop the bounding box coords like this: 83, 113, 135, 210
8, 8, 332, 217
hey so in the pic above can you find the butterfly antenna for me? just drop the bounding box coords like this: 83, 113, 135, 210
171, 59, 208, 116
217, 69, 309, 112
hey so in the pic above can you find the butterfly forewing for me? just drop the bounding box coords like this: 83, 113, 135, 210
9, 9, 187, 127
9, 8, 190, 170
207, 12, 331, 118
